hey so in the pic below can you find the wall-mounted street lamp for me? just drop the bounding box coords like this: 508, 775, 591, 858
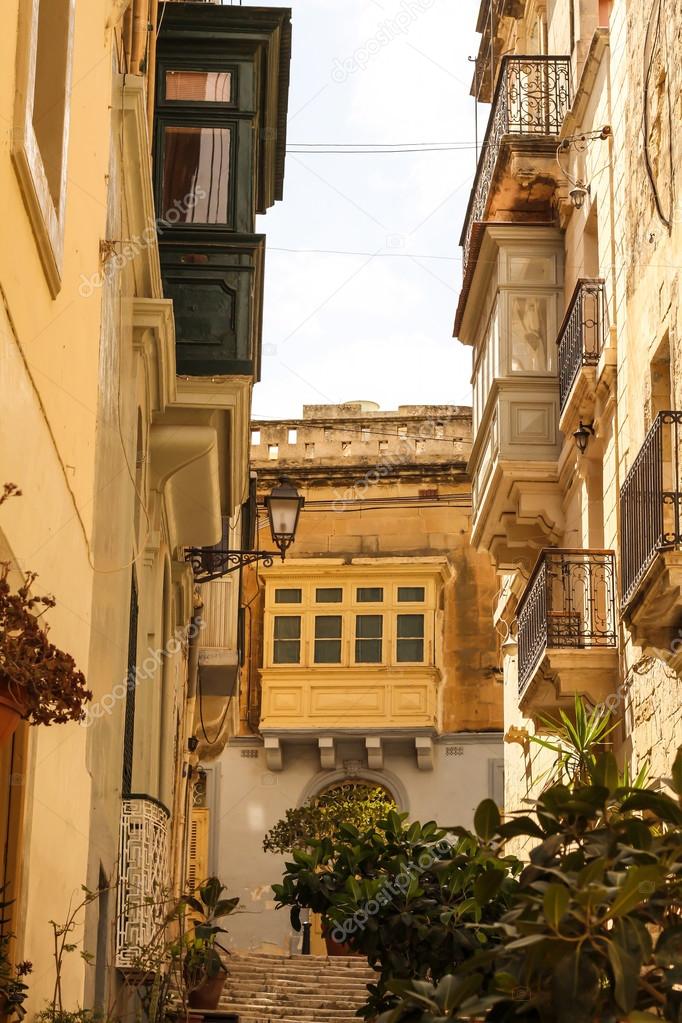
186, 478, 305, 582
573, 420, 595, 455
557, 127, 610, 212
569, 182, 590, 210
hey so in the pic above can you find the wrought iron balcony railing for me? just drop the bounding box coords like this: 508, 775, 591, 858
115, 795, 170, 969
557, 278, 607, 412
461, 55, 571, 274
620, 411, 682, 607
517, 549, 617, 695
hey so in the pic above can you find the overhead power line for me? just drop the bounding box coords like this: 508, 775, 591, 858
269, 246, 461, 261
287, 145, 478, 155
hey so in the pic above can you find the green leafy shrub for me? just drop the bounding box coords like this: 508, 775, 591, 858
263, 784, 396, 854
378, 747, 682, 1023
272, 810, 520, 1017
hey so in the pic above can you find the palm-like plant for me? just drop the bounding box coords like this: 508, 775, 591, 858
530, 695, 619, 786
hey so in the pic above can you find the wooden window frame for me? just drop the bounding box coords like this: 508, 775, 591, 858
12, 0, 76, 296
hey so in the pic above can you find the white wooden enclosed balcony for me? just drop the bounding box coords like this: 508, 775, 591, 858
458, 225, 564, 571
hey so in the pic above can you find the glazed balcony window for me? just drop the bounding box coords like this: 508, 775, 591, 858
273, 616, 301, 664
397, 614, 425, 663
314, 616, 342, 664
161, 125, 232, 224
355, 615, 383, 664
165, 70, 233, 103
265, 579, 434, 669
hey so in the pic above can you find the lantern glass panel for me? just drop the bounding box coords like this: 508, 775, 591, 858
165, 70, 232, 103
162, 125, 231, 223
268, 496, 300, 539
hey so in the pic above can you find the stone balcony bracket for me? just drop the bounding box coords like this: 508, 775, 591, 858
264, 736, 283, 772
319, 737, 335, 770
365, 737, 384, 770
415, 737, 434, 771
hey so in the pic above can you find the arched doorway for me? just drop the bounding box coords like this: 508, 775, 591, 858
303, 777, 399, 955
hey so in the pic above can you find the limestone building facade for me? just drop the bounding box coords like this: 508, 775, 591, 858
210, 402, 504, 953
0, 0, 289, 1014
455, 0, 682, 818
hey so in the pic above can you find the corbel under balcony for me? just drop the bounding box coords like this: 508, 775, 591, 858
259, 729, 437, 773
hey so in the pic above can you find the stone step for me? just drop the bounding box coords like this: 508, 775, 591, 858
227, 969, 374, 983
220, 952, 373, 1023
222, 1004, 363, 1018
228, 961, 373, 974
225, 975, 373, 987
225, 976, 373, 990
223, 990, 369, 1004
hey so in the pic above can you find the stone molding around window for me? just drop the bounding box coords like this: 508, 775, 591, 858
12, 0, 76, 296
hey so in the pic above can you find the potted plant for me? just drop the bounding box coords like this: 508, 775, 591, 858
0, 485, 92, 741
181, 878, 239, 1010
264, 783, 396, 956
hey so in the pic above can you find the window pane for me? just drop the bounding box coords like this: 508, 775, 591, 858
397, 586, 425, 602
357, 587, 383, 602
316, 587, 342, 603
355, 615, 382, 663
510, 295, 549, 372
275, 588, 302, 604
314, 617, 341, 663
397, 613, 424, 662
162, 125, 231, 223
314, 640, 342, 663
356, 615, 382, 639
315, 616, 342, 639
274, 615, 301, 664
33, 0, 70, 206
274, 616, 300, 639
165, 70, 232, 103
397, 614, 424, 638
396, 638, 424, 662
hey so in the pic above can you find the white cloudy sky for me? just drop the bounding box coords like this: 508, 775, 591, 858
253, 0, 483, 419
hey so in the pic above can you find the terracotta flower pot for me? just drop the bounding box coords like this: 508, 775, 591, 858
187, 969, 227, 1010
0, 689, 26, 744
323, 932, 357, 957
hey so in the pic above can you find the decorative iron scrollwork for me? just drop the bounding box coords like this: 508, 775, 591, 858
557, 279, 606, 411
462, 55, 572, 273
185, 547, 275, 582
621, 411, 682, 605
517, 549, 617, 694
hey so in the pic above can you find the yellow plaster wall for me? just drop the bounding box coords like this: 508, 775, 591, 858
0, 0, 116, 1009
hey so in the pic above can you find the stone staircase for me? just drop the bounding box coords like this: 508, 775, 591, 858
219, 952, 378, 1023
